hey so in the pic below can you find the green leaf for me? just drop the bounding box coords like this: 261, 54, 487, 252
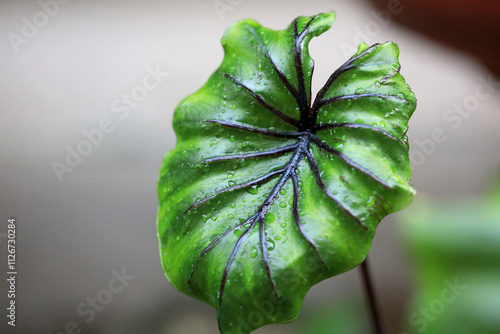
157, 11, 416, 333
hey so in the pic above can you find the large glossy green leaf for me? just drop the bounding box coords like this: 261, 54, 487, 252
157, 11, 416, 333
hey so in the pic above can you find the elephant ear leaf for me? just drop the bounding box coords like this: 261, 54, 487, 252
157, 10, 416, 334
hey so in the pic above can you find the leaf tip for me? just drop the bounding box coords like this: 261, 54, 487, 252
303, 10, 336, 36
317, 10, 337, 24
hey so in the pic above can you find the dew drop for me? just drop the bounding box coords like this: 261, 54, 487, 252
250, 246, 258, 258
267, 238, 275, 251
279, 202, 287, 208
265, 213, 275, 224
247, 186, 258, 195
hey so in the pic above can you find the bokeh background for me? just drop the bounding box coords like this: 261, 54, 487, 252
1, 0, 499, 333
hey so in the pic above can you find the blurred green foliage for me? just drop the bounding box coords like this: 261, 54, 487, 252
400, 186, 500, 334
293, 300, 368, 334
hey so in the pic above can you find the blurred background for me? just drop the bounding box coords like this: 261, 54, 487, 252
1, 0, 499, 333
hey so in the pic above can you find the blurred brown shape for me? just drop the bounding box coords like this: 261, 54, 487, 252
366, 0, 500, 77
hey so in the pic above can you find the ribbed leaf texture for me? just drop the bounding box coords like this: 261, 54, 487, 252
157, 11, 416, 333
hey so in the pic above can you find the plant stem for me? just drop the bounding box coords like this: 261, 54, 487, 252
360, 256, 383, 334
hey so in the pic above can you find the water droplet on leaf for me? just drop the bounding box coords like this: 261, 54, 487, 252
265, 213, 275, 224
267, 238, 275, 251
247, 186, 258, 195
250, 246, 258, 258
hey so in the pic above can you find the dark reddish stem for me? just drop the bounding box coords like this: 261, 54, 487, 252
360, 257, 383, 334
